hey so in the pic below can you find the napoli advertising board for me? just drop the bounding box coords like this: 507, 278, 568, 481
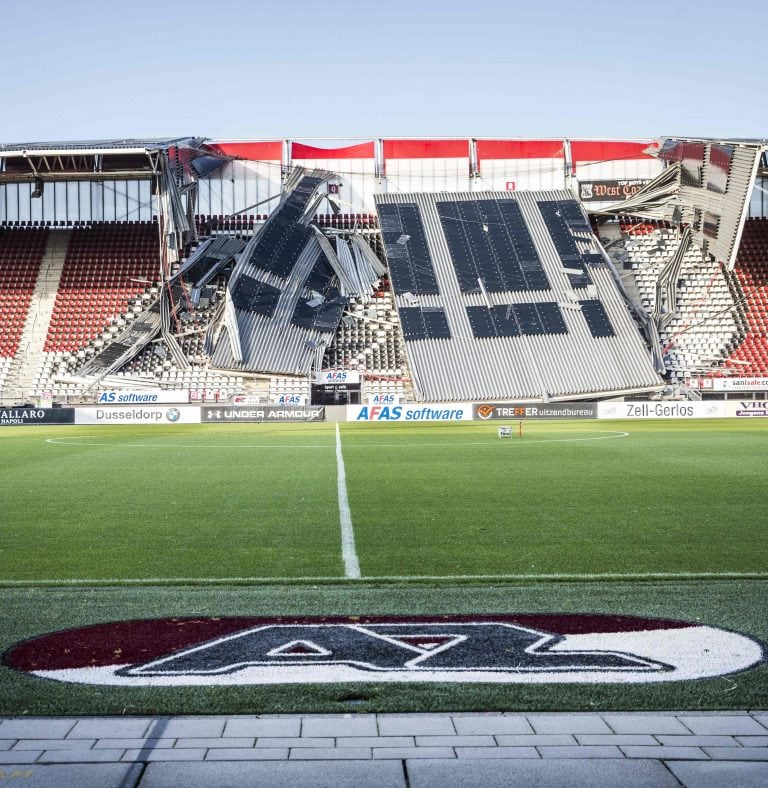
75, 406, 201, 425
201, 406, 324, 422
474, 403, 596, 420
597, 401, 725, 419
348, 404, 473, 422
0, 407, 75, 426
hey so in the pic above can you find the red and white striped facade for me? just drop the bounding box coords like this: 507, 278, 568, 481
196, 137, 662, 217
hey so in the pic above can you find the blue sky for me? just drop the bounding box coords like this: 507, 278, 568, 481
1, 0, 765, 143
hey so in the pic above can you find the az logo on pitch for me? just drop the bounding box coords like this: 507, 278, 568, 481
4, 614, 763, 686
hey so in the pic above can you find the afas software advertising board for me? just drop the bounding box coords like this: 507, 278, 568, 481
347, 404, 473, 422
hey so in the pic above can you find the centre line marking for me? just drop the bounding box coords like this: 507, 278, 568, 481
336, 423, 361, 579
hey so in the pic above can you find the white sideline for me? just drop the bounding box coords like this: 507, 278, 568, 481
2, 571, 765, 586
336, 423, 361, 579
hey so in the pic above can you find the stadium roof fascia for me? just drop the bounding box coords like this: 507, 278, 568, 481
0, 137, 202, 154
0, 137, 217, 183
659, 136, 768, 148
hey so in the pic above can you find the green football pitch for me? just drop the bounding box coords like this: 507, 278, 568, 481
2, 417, 768, 715
1, 418, 766, 584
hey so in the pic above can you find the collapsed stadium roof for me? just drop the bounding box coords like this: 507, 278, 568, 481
375, 190, 661, 402
2, 134, 766, 402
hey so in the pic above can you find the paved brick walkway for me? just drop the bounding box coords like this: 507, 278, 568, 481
1, 712, 767, 786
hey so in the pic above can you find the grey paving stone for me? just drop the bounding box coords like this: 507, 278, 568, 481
0, 763, 141, 788
38, 749, 125, 763
0, 750, 43, 764
337, 736, 414, 747
602, 714, 690, 734
255, 737, 333, 748
173, 737, 254, 749
378, 716, 456, 736
702, 747, 768, 761
667, 760, 768, 788
373, 747, 455, 759
527, 714, 612, 734
495, 734, 577, 746
416, 735, 495, 747
0, 751, 42, 764
204, 748, 289, 761
0, 741, 13, 751
139, 760, 406, 787
576, 734, 657, 746
67, 719, 153, 739
289, 747, 371, 760
680, 716, 768, 736
301, 716, 378, 737
755, 715, 768, 731
621, 745, 708, 760
223, 717, 301, 738
122, 748, 206, 761
406, 757, 679, 787
657, 735, 740, 747
14, 739, 97, 750
0, 720, 75, 739
153, 719, 224, 738
455, 747, 539, 759
94, 738, 176, 749
736, 736, 768, 747
538, 745, 624, 759
452, 716, 533, 735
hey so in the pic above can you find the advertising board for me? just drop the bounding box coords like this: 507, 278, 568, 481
315, 370, 360, 385
348, 404, 472, 422
724, 400, 768, 417
201, 406, 324, 423
597, 401, 725, 419
474, 403, 596, 420
0, 408, 75, 426
75, 407, 201, 425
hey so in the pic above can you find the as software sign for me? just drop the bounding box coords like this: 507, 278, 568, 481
348, 404, 472, 421
96, 390, 190, 404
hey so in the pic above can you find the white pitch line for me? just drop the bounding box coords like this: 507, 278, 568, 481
44, 430, 630, 450
3, 571, 766, 586
336, 423, 361, 579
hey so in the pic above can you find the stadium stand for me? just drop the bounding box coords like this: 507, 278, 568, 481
720, 217, 768, 374
0, 227, 48, 392
612, 217, 741, 378
0, 136, 765, 405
